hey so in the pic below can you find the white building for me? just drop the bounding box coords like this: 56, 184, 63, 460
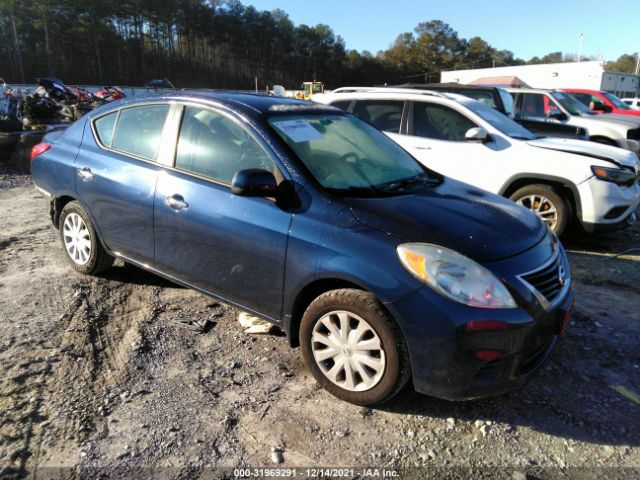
441, 61, 639, 98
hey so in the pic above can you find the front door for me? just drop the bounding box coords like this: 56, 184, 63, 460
392, 101, 502, 192
153, 105, 291, 319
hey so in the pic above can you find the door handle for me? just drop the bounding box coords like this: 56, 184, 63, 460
78, 167, 94, 181
165, 194, 189, 211
415, 146, 432, 150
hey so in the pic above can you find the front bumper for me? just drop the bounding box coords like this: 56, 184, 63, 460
385, 239, 574, 401
577, 176, 640, 230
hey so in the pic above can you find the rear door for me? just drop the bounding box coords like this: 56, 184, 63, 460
153, 104, 292, 319
75, 103, 173, 264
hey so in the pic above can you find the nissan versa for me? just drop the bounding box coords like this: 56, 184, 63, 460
30, 93, 574, 406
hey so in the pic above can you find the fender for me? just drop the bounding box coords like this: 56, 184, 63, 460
498, 173, 583, 220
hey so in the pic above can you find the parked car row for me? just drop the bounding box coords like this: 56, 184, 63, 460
31, 92, 578, 406
313, 87, 640, 237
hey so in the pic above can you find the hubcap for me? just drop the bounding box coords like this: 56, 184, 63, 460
516, 194, 558, 230
63, 213, 92, 266
311, 311, 386, 392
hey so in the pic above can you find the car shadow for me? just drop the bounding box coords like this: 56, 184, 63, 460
381, 343, 639, 447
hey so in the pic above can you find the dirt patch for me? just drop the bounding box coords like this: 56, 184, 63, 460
0, 173, 638, 479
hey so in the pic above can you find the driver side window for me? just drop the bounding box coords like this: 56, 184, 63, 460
411, 102, 477, 141
175, 106, 276, 184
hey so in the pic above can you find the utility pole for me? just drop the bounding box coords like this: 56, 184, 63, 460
635, 53, 640, 76
577, 33, 584, 62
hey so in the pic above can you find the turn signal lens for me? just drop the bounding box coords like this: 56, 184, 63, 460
475, 350, 502, 361
465, 320, 513, 332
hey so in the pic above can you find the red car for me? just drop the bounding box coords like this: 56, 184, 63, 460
563, 88, 640, 117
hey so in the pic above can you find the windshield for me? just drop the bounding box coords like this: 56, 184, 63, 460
603, 92, 631, 110
550, 91, 596, 116
464, 100, 536, 140
268, 114, 435, 194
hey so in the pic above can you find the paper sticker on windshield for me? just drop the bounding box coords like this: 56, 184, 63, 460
273, 120, 324, 143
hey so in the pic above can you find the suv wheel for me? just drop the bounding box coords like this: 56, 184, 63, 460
59, 201, 114, 275
300, 289, 410, 406
509, 184, 569, 236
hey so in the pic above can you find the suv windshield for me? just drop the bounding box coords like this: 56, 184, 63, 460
464, 100, 536, 140
268, 114, 436, 194
603, 92, 631, 110
550, 91, 596, 116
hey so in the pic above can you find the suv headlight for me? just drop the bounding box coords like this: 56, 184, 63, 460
397, 243, 517, 309
591, 166, 636, 186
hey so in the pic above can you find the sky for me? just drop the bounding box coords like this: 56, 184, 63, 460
245, 0, 639, 62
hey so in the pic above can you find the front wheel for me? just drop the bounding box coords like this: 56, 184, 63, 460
509, 184, 569, 236
300, 289, 411, 406
59, 201, 114, 275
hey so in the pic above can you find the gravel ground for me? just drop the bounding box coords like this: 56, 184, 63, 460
0, 156, 639, 480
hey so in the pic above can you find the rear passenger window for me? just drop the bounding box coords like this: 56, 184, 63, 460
519, 93, 546, 118
111, 105, 169, 160
94, 112, 117, 147
175, 106, 276, 184
412, 102, 477, 141
329, 100, 352, 111
352, 100, 404, 133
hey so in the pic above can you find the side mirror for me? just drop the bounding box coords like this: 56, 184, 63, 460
464, 127, 489, 142
546, 109, 566, 120
231, 169, 278, 197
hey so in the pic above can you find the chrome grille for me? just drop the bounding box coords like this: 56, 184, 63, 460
521, 253, 565, 303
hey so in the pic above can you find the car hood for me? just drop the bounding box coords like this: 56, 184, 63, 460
590, 113, 640, 127
526, 137, 640, 169
612, 110, 640, 117
345, 178, 547, 263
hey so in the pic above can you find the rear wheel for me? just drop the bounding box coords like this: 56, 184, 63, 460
59, 201, 113, 275
509, 184, 569, 236
300, 289, 411, 406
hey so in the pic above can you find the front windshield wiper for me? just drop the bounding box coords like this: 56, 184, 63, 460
379, 174, 440, 193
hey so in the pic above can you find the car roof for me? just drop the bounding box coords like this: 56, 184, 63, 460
562, 88, 604, 94
391, 82, 501, 92
504, 87, 554, 93
106, 90, 337, 116
318, 88, 473, 104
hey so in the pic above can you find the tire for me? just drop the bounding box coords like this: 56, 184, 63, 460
509, 184, 569, 236
58, 201, 113, 275
300, 289, 411, 406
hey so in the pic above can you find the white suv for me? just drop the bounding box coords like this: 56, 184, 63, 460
314, 88, 640, 236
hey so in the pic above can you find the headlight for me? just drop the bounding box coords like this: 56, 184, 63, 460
591, 166, 636, 186
397, 243, 517, 309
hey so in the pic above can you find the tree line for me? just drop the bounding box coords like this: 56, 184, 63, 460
1, 0, 637, 89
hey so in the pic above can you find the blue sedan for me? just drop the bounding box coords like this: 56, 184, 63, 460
30, 92, 574, 405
